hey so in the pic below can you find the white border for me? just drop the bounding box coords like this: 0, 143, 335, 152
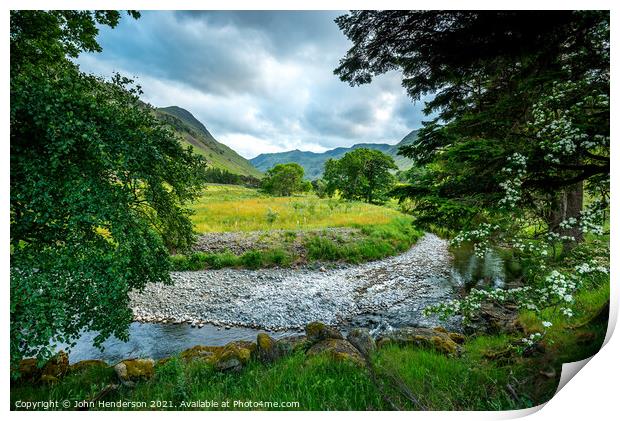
2, 2, 617, 420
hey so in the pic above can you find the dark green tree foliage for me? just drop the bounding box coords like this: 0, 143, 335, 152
260, 163, 306, 196
10, 11, 207, 367
323, 148, 397, 203
335, 11, 609, 233
204, 167, 260, 187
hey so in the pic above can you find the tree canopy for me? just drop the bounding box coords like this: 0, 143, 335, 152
323, 148, 397, 203
260, 163, 307, 196
335, 11, 609, 238
10, 10, 208, 368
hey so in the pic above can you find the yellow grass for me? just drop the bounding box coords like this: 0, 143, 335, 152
189, 184, 405, 233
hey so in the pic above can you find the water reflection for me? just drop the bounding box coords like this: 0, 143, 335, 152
55, 323, 294, 363
450, 245, 510, 290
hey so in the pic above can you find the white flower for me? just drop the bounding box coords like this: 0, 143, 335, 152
542, 321, 553, 328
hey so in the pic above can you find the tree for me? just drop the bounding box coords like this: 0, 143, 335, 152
335, 11, 609, 241
335, 11, 610, 335
260, 163, 306, 196
323, 148, 397, 203
10, 11, 208, 368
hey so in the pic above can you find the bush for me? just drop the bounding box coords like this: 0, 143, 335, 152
240, 251, 263, 269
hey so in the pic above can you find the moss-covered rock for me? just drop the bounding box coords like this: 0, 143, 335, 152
275, 335, 309, 354
69, 359, 108, 373
215, 342, 253, 371
16, 359, 41, 383
305, 321, 343, 343
40, 374, 59, 385
114, 358, 155, 387
377, 327, 460, 356
346, 328, 376, 357
15, 351, 69, 383
257, 333, 279, 363
180, 341, 255, 371
42, 351, 69, 378
307, 339, 365, 366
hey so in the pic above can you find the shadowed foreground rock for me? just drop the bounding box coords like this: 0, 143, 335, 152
376, 327, 461, 355
305, 321, 344, 343
347, 328, 376, 357
307, 339, 365, 366
15, 351, 69, 384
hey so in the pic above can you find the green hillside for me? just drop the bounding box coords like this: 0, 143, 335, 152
155, 106, 262, 178
250, 130, 418, 179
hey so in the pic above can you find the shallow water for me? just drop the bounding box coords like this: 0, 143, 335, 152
57, 241, 511, 363
57, 323, 295, 364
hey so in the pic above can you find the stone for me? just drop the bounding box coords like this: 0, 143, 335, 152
69, 359, 108, 373
307, 339, 365, 366
41, 351, 69, 379
376, 327, 460, 356
256, 333, 279, 363
15, 351, 69, 383
214, 343, 253, 372
305, 321, 343, 343
180, 341, 255, 372
346, 328, 376, 357
275, 335, 309, 355
40, 374, 59, 385
448, 332, 466, 344
16, 358, 41, 383
114, 358, 155, 387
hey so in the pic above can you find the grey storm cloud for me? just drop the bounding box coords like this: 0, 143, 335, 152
77, 11, 431, 158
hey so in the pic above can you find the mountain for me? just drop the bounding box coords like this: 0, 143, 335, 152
250, 130, 418, 179
154, 106, 262, 178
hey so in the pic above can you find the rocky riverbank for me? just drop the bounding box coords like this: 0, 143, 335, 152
130, 234, 460, 333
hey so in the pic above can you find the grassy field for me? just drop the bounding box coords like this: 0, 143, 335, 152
10, 280, 608, 411
189, 184, 403, 233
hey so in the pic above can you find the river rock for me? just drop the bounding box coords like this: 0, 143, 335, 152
346, 328, 376, 357
69, 359, 108, 373
256, 333, 279, 363
305, 321, 343, 343
114, 358, 155, 387
376, 327, 460, 356
275, 335, 309, 354
15, 351, 69, 383
181, 341, 255, 372
307, 339, 365, 366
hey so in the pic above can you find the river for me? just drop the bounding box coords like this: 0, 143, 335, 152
55, 234, 511, 363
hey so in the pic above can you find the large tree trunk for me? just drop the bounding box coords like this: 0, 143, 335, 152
548, 181, 584, 247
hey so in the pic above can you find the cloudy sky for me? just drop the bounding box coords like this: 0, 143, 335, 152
77, 11, 429, 159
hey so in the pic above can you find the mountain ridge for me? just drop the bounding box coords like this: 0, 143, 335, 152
154, 106, 262, 178
250, 130, 418, 179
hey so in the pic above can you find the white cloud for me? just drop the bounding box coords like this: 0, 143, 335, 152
77, 11, 429, 159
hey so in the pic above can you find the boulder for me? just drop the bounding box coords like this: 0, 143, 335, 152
376, 327, 460, 356
257, 333, 279, 363
180, 341, 255, 372
275, 335, 309, 354
41, 351, 69, 378
114, 358, 155, 387
214, 342, 253, 371
16, 359, 41, 383
346, 328, 376, 357
69, 359, 108, 373
15, 351, 69, 383
307, 339, 365, 366
466, 303, 522, 334
305, 321, 343, 343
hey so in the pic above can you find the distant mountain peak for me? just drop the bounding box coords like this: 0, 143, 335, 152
250, 130, 418, 180
154, 106, 262, 178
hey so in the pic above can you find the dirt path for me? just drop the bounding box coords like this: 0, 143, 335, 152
130, 234, 460, 332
